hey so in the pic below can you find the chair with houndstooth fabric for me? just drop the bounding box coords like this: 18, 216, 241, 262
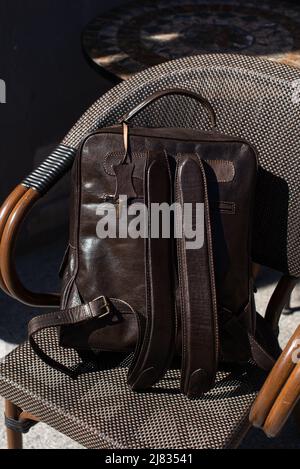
0, 53, 300, 449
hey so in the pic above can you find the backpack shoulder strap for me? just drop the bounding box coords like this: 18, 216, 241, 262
175, 154, 219, 397
127, 151, 176, 390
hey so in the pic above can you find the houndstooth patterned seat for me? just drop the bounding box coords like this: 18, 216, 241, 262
0, 329, 265, 448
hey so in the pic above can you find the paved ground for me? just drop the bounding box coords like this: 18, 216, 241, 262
0, 240, 299, 449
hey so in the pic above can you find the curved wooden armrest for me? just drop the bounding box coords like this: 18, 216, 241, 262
263, 360, 300, 437
250, 324, 300, 432
0, 188, 60, 307
0, 184, 28, 295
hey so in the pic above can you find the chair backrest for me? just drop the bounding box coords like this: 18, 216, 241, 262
23, 54, 300, 277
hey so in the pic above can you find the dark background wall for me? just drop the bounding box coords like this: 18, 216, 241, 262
0, 0, 128, 341
0, 0, 127, 246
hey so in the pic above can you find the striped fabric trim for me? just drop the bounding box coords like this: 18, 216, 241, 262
22, 145, 76, 194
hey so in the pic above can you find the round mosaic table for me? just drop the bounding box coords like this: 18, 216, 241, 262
82, 0, 300, 80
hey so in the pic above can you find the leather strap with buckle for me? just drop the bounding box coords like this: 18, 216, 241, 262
28, 295, 111, 378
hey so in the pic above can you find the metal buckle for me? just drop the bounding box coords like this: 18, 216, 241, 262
97, 295, 111, 318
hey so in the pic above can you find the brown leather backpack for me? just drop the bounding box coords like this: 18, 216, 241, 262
29, 89, 279, 397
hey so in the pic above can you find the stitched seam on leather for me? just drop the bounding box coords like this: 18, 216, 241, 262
62, 149, 81, 309
154, 151, 177, 380
164, 149, 179, 351
129, 151, 159, 382
60, 150, 80, 309
153, 151, 176, 380
176, 152, 219, 371
94, 126, 256, 148
175, 154, 189, 391
127, 150, 150, 380
128, 151, 174, 385
104, 154, 235, 181
246, 156, 257, 334
195, 152, 219, 363
61, 247, 78, 309
65, 133, 87, 309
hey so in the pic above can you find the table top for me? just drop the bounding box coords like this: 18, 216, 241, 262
82, 0, 300, 80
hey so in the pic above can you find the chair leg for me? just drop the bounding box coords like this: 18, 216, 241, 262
265, 275, 298, 334
5, 400, 23, 449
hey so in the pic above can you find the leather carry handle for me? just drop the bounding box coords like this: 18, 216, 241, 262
120, 88, 217, 128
